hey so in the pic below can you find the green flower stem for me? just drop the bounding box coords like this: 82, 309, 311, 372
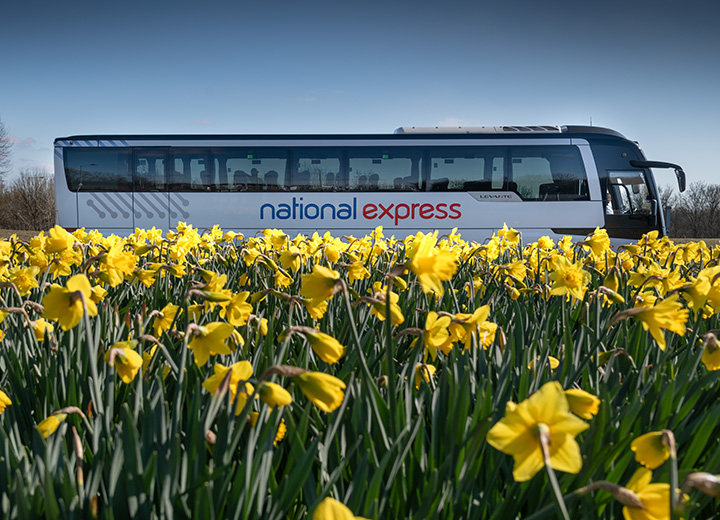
384, 281, 398, 437
341, 282, 391, 446
539, 425, 571, 520
79, 291, 104, 417
665, 430, 680, 520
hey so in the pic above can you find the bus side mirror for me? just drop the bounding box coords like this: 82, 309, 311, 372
629, 160, 686, 193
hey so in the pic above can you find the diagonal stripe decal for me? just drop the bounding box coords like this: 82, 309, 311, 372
100, 193, 130, 218
137, 193, 167, 218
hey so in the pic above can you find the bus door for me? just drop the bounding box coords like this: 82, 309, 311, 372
133, 148, 170, 231
604, 170, 658, 239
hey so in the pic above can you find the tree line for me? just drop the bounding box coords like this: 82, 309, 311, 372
661, 182, 720, 238
0, 119, 55, 231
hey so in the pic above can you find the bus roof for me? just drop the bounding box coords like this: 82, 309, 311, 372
55, 125, 627, 143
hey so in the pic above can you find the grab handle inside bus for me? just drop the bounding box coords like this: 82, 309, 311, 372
629, 160, 686, 192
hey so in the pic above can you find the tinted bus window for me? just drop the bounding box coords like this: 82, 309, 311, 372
169, 148, 211, 191
429, 147, 505, 191
509, 146, 588, 201
213, 148, 289, 191
291, 148, 342, 191
348, 148, 423, 191
134, 149, 167, 192
64, 148, 132, 192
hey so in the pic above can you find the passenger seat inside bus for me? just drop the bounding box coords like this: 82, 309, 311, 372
539, 179, 586, 201
368, 174, 379, 190
200, 170, 213, 191
265, 170, 280, 190
393, 176, 419, 191
463, 180, 492, 191
429, 178, 449, 191
295, 170, 311, 190
324, 172, 336, 190
234, 170, 250, 191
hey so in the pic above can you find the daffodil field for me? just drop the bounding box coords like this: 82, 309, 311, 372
1, 223, 720, 519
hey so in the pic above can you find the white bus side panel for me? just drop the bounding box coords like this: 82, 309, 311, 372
77, 193, 134, 230
168, 192, 603, 241
133, 193, 170, 231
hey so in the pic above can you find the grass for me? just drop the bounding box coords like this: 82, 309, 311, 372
0, 229, 42, 241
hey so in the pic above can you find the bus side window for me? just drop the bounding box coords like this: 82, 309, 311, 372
64, 148, 132, 192
347, 148, 421, 191
212, 148, 288, 192
428, 147, 504, 191
292, 149, 341, 191
510, 146, 587, 201
170, 149, 211, 191
134, 150, 166, 192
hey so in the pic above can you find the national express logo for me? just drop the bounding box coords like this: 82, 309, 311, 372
260, 197, 461, 226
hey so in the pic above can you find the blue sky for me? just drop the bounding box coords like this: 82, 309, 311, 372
2, 0, 718, 192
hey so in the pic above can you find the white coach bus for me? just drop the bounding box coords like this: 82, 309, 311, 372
53, 126, 686, 242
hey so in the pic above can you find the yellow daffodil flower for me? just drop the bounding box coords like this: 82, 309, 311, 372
564, 388, 601, 419
631, 431, 670, 469
368, 282, 404, 326
304, 330, 345, 364
486, 381, 588, 482
188, 322, 234, 367
153, 303, 181, 338
549, 256, 591, 301
622, 468, 672, 520
46, 225, 76, 254
8, 265, 40, 296
583, 227, 611, 258
406, 232, 458, 297
104, 341, 144, 383
313, 497, 370, 520
279, 246, 303, 272
293, 371, 346, 413
223, 292, 253, 327
37, 413, 67, 439
631, 294, 688, 351
202, 361, 254, 414
423, 311, 451, 361
347, 261, 371, 284
528, 356, 560, 371
32, 319, 54, 342
42, 274, 98, 331
415, 363, 437, 389
701, 333, 720, 370
257, 381, 293, 409
300, 265, 342, 306
0, 390, 11, 413
248, 412, 287, 444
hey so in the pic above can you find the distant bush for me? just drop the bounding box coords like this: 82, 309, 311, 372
0, 168, 55, 231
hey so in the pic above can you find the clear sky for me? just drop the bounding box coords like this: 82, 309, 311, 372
2, 0, 718, 193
